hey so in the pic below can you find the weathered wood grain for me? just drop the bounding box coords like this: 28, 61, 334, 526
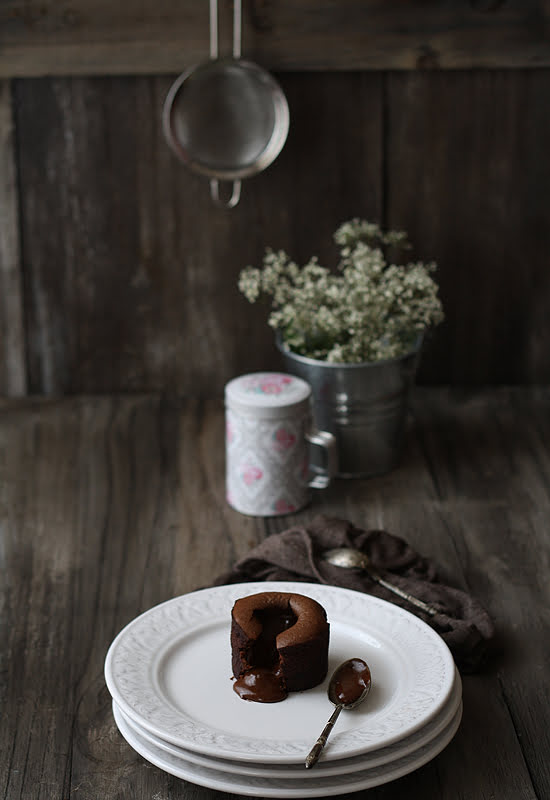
411, 391, 550, 799
1, 390, 548, 798
9, 69, 550, 393
13, 72, 383, 394
385, 70, 550, 385
266, 388, 550, 799
0, 395, 262, 799
1, 0, 550, 77
0, 79, 26, 396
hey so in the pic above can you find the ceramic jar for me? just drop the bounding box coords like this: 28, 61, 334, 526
224, 372, 337, 516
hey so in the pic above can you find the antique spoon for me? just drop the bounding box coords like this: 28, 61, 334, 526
305, 658, 371, 768
322, 547, 439, 617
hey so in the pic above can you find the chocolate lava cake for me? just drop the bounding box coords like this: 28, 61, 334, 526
231, 591, 330, 702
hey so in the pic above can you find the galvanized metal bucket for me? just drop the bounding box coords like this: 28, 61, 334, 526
277, 339, 422, 478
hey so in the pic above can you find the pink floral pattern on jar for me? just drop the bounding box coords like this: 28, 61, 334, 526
272, 426, 296, 452
272, 498, 296, 514
242, 374, 293, 395
242, 464, 263, 486
226, 419, 234, 443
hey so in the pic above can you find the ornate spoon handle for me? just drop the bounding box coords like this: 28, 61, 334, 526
367, 566, 439, 617
305, 705, 343, 769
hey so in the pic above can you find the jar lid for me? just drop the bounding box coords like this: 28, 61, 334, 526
225, 372, 312, 419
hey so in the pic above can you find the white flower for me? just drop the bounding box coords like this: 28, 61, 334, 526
238, 219, 444, 364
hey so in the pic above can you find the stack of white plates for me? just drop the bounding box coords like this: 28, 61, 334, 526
105, 581, 462, 797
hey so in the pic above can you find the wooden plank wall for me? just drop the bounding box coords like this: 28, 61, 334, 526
4, 69, 549, 396
11, 72, 386, 395
0, 81, 26, 395
1, 0, 549, 75
1, 0, 550, 396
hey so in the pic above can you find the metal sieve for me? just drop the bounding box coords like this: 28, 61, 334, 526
162, 0, 289, 208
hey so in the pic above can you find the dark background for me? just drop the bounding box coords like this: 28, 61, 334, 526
1, 3, 549, 396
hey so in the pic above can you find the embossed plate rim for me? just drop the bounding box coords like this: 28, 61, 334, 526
104, 581, 455, 762
113, 666, 461, 777
112, 698, 463, 797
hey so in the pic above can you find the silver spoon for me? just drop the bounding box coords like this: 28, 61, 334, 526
323, 547, 439, 617
305, 658, 371, 769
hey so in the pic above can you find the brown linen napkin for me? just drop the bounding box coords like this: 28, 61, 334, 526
214, 515, 494, 673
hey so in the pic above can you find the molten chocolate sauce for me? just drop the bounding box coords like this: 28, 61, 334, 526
233, 608, 297, 703
233, 666, 287, 702
332, 658, 371, 705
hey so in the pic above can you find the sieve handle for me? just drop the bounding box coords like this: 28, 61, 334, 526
233, 0, 242, 58
208, 0, 243, 208
209, 0, 218, 58
210, 179, 242, 208
210, 0, 242, 59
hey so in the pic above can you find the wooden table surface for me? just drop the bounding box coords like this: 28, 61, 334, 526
1, 388, 549, 799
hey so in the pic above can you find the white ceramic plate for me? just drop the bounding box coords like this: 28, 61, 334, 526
105, 581, 455, 763
113, 666, 461, 777
113, 700, 463, 798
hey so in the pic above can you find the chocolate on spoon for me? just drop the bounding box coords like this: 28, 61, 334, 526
305, 658, 371, 768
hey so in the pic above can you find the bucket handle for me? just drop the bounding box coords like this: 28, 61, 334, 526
208, 0, 243, 208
